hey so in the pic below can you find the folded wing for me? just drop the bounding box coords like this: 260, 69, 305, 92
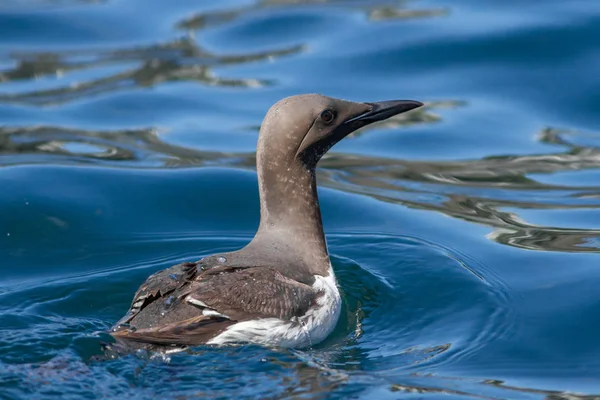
111, 265, 318, 346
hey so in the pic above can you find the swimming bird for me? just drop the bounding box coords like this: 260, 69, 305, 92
109, 94, 423, 350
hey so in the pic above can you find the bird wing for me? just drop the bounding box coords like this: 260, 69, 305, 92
112, 260, 199, 328
185, 266, 318, 320
111, 265, 318, 346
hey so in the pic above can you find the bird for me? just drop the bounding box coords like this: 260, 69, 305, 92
109, 94, 423, 350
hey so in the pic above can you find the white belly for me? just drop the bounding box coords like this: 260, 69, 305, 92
207, 267, 342, 348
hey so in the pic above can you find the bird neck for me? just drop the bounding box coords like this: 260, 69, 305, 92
249, 157, 330, 275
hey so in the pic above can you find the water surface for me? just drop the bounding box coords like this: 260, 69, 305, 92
1, 0, 600, 398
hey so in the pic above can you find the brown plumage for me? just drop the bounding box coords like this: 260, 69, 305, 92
111, 257, 318, 346
108, 94, 423, 351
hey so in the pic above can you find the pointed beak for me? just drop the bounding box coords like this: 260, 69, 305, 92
298, 98, 424, 165
344, 100, 423, 125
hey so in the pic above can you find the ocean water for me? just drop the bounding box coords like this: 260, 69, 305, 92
1, 0, 600, 398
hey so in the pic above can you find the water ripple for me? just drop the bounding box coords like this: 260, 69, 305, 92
2, 0, 600, 398
3, 122, 600, 255
0, 38, 303, 106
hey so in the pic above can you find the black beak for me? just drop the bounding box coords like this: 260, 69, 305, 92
345, 100, 423, 125
299, 98, 424, 164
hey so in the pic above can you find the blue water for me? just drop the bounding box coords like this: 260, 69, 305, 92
1, 0, 600, 398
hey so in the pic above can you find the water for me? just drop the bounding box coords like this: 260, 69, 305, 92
1, 0, 600, 398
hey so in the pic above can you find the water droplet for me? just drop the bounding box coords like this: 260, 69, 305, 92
136, 349, 149, 358
112, 323, 130, 332
160, 312, 165, 317
127, 326, 137, 333
217, 256, 226, 263
168, 274, 178, 281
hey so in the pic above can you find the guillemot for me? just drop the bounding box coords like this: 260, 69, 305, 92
110, 94, 422, 349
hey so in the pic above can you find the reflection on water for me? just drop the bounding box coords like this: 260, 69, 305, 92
367, 4, 449, 21
0, 38, 303, 105
3, 120, 599, 253
178, 0, 448, 31
0, 0, 446, 106
390, 376, 600, 400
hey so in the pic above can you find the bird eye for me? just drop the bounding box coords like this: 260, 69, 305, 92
320, 109, 335, 124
